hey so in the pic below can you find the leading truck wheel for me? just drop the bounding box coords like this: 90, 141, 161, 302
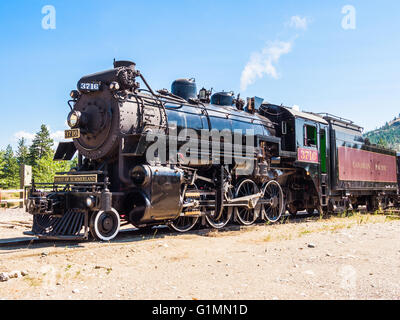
90, 209, 121, 241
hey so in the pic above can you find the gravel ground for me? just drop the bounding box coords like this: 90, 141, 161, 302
0, 208, 31, 222
0, 208, 32, 238
0, 209, 399, 300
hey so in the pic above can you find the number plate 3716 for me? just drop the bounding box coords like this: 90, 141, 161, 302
80, 82, 100, 91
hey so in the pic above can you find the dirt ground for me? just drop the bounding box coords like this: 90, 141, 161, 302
0, 208, 400, 300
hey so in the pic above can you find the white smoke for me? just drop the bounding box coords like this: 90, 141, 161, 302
240, 41, 292, 91
289, 16, 309, 30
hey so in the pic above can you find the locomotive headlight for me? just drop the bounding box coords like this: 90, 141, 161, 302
70, 90, 79, 99
67, 111, 81, 128
86, 196, 95, 208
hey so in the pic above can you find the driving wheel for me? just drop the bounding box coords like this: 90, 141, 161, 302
234, 179, 260, 226
261, 181, 284, 223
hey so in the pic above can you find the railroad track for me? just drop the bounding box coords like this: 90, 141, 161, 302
0, 212, 322, 249
0, 228, 140, 249
0, 209, 398, 250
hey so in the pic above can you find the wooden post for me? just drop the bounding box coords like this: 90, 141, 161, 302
19, 165, 32, 209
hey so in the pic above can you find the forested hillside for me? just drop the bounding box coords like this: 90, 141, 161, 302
363, 115, 400, 152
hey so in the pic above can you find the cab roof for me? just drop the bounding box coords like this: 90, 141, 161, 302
282, 106, 328, 125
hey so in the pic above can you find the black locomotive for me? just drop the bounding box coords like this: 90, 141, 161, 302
26, 60, 399, 241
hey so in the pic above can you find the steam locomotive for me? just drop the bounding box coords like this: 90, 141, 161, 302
26, 60, 400, 241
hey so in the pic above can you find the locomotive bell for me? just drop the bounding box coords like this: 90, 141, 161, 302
171, 78, 197, 101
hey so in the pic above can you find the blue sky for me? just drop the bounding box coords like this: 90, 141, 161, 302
0, 0, 399, 149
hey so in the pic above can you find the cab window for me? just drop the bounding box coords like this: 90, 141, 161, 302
304, 125, 317, 147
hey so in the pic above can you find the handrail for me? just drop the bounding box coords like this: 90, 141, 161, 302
315, 112, 358, 126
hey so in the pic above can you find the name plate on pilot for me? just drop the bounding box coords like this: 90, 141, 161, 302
54, 175, 98, 184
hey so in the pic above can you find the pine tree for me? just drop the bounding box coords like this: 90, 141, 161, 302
32, 151, 72, 183
377, 138, 388, 148
28, 125, 54, 165
16, 137, 29, 165
0, 145, 19, 189
0, 150, 5, 186
384, 122, 389, 129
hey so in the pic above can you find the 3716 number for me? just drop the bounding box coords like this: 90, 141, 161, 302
80, 82, 100, 91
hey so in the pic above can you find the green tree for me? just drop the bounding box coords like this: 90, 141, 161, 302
0, 145, 19, 189
0, 150, 5, 186
16, 137, 29, 165
377, 138, 388, 148
70, 156, 79, 169
32, 151, 73, 183
28, 125, 53, 165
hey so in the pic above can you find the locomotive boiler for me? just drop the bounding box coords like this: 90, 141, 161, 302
27, 60, 285, 240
